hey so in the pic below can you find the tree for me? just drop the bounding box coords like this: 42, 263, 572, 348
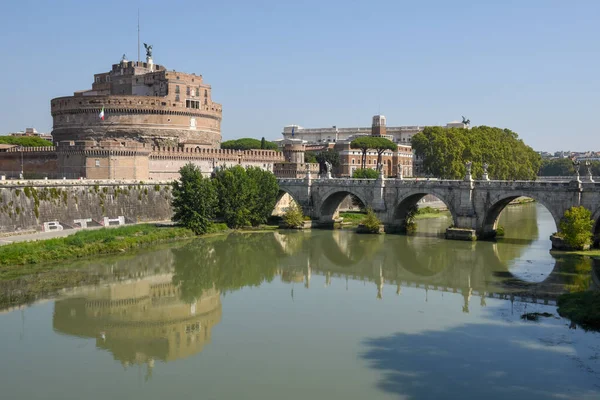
212, 165, 279, 228
411, 126, 541, 179
260, 137, 266, 149
221, 138, 278, 151
559, 206, 594, 250
304, 152, 318, 163
372, 137, 397, 166
283, 202, 305, 228
539, 158, 575, 176
246, 166, 279, 226
353, 168, 378, 179
171, 163, 218, 235
350, 137, 372, 169
0, 136, 52, 147
315, 149, 340, 173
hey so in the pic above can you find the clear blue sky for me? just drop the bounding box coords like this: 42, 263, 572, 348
1, 0, 598, 152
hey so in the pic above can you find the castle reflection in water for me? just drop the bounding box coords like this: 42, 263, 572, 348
49, 229, 596, 374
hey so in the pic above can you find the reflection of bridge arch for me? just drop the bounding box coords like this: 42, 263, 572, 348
481, 193, 560, 238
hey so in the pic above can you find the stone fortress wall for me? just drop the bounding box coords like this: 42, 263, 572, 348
0, 143, 284, 181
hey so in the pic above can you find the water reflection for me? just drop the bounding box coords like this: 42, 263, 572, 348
43, 235, 597, 372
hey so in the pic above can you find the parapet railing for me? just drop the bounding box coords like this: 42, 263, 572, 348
3, 146, 57, 153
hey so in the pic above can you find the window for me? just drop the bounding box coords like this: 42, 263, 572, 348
195, 88, 199, 97
186, 86, 190, 95
95, 77, 100, 83
351, 159, 355, 164
204, 90, 208, 97
175, 95, 180, 101
95, 159, 100, 167
175, 85, 180, 94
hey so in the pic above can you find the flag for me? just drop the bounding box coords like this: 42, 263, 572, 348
99, 106, 105, 120
291, 126, 295, 137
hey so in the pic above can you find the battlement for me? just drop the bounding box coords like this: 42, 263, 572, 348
4, 146, 57, 153
150, 146, 283, 161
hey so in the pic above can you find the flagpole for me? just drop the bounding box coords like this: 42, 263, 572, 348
137, 9, 140, 63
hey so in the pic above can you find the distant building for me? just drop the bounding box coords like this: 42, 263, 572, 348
280, 120, 468, 145
8, 127, 53, 142
333, 115, 414, 177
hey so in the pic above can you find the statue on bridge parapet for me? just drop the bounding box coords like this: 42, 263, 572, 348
573, 160, 581, 182
324, 161, 332, 179
585, 161, 594, 182
482, 162, 490, 181
397, 164, 404, 180
465, 161, 473, 182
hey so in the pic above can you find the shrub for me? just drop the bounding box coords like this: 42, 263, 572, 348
283, 203, 305, 228
559, 206, 593, 250
361, 207, 382, 233
353, 168, 378, 179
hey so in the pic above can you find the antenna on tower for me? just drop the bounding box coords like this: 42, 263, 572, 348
137, 9, 140, 62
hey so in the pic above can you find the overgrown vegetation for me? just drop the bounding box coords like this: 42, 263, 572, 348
0, 136, 53, 147
220, 137, 278, 151
360, 207, 382, 233
340, 211, 366, 224
0, 224, 196, 277
411, 126, 541, 179
283, 202, 305, 228
558, 206, 594, 250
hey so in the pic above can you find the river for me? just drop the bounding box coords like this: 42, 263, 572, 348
0, 203, 599, 399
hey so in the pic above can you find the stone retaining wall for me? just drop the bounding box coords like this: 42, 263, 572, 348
0, 180, 173, 234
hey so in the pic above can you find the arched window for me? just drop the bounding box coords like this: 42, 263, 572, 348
351, 159, 355, 164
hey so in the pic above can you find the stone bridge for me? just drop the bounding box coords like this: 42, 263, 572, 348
277, 174, 600, 240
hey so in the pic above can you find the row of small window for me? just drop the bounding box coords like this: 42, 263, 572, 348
175, 86, 208, 97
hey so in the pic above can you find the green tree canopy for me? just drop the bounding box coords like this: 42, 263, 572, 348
221, 138, 278, 151
350, 136, 397, 169
539, 158, 576, 176
0, 136, 52, 147
411, 126, 541, 180
212, 165, 279, 228
171, 163, 218, 235
353, 168, 379, 179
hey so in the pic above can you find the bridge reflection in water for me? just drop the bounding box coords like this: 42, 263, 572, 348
46, 224, 598, 374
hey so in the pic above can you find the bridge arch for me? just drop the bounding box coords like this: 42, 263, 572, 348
392, 189, 457, 232
480, 193, 562, 239
272, 188, 305, 217
316, 188, 369, 225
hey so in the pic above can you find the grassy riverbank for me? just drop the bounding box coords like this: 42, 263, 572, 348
557, 291, 600, 331
551, 249, 600, 257
0, 224, 202, 279
414, 207, 451, 220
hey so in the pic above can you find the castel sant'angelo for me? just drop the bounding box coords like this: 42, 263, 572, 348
0, 47, 285, 180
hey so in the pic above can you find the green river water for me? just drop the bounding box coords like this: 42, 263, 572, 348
0, 203, 599, 399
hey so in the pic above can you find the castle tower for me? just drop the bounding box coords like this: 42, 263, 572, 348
281, 139, 306, 164
371, 115, 387, 137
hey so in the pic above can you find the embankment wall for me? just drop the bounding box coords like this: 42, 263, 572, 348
0, 180, 173, 234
